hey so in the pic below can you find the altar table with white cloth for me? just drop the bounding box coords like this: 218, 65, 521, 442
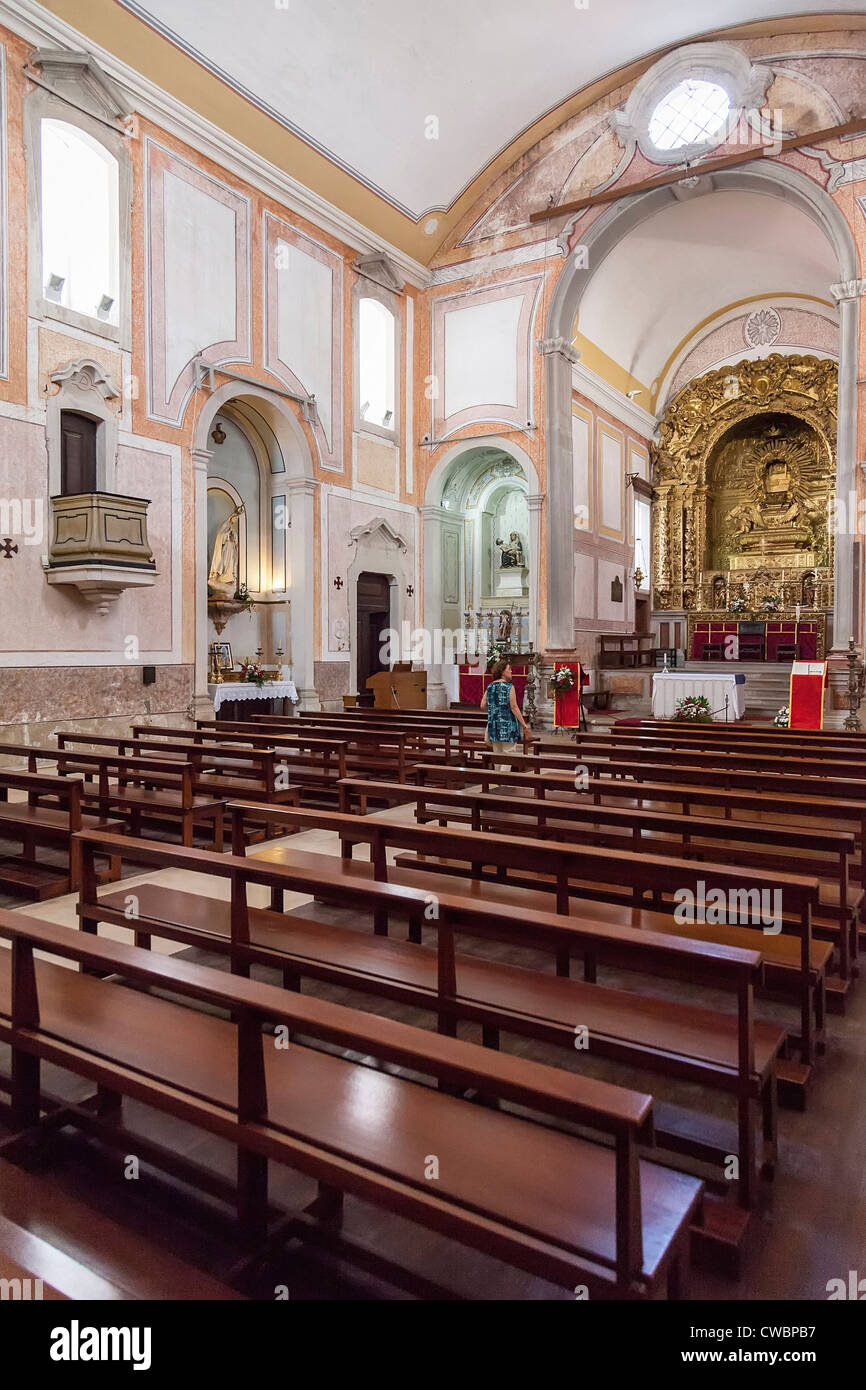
651, 672, 746, 722
208, 680, 298, 715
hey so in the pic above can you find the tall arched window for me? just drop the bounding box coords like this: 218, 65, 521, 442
41, 119, 119, 325
358, 296, 396, 432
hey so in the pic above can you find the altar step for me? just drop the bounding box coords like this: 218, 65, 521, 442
681, 661, 792, 719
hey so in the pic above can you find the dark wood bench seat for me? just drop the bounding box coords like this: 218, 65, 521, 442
0, 770, 123, 900
0, 907, 701, 1298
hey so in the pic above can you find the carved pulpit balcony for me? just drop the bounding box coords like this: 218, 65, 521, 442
45, 492, 157, 615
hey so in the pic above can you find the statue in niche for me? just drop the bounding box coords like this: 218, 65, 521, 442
802, 571, 816, 608
713, 575, 726, 609
495, 531, 525, 569
208, 503, 244, 598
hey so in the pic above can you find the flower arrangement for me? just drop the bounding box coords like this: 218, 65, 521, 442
774, 705, 790, 728
485, 640, 509, 670
729, 597, 748, 614
758, 594, 782, 614
549, 666, 576, 696
673, 694, 712, 722
233, 583, 255, 613
239, 657, 265, 687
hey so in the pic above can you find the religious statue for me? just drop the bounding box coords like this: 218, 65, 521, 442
495, 532, 525, 569
208, 503, 244, 598
497, 608, 513, 644
802, 571, 816, 608
725, 499, 764, 536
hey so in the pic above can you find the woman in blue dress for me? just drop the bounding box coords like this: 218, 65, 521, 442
481, 660, 532, 771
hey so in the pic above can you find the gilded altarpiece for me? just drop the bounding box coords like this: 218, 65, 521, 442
651, 356, 836, 650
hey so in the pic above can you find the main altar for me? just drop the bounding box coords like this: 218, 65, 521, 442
651, 355, 836, 657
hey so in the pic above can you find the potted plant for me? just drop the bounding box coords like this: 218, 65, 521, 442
774, 705, 790, 728
729, 596, 748, 614
673, 694, 712, 722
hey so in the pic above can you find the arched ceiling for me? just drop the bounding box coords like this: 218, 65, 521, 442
577, 188, 838, 393
45, 0, 865, 256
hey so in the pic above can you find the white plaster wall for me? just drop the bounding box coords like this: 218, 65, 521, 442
599, 428, 623, 534
277, 239, 333, 445
597, 557, 632, 624
574, 550, 595, 621
163, 171, 237, 393
443, 295, 523, 417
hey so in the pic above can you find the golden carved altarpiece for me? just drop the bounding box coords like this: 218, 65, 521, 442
650, 356, 836, 637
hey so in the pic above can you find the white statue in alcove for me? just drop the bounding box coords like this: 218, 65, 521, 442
208, 502, 244, 597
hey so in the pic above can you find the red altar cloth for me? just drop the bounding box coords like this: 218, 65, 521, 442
690, 619, 819, 662
458, 664, 527, 710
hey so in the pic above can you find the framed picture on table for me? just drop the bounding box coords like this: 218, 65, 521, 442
211, 641, 232, 673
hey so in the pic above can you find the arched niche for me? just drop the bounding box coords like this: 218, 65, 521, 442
542, 159, 860, 652
190, 383, 318, 713
421, 439, 542, 706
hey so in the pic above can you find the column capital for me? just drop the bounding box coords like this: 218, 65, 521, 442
830, 278, 866, 303
536, 336, 581, 365
284, 475, 320, 497
526, 492, 545, 511
191, 446, 213, 472
420, 503, 448, 522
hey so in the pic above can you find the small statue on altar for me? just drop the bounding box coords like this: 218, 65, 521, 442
497, 608, 514, 644
208, 503, 244, 598
495, 532, 525, 569
802, 571, 816, 608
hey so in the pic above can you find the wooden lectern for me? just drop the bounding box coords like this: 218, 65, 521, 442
366, 663, 427, 709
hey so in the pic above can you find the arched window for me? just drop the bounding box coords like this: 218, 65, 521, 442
41, 120, 119, 324
358, 296, 396, 432
648, 80, 730, 152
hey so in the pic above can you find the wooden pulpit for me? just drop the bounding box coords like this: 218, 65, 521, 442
366, 663, 427, 709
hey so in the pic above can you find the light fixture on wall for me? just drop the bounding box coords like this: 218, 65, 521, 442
626, 388, 644, 400
96, 294, 114, 321
360, 401, 370, 419
45, 273, 65, 303
383, 409, 393, 426
211, 422, 226, 446
633, 567, 645, 589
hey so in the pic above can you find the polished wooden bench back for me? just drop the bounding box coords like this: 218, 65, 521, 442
1, 898, 695, 1295
0, 769, 123, 900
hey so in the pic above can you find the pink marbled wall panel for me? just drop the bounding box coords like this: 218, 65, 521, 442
0, 417, 176, 657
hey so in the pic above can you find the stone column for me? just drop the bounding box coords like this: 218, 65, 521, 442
830, 278, 864, 652
827, 279, 864, 726
285, 476, 320, 710
540, 336, 581, 649
191, 447, 214, 723
526, 491, 544, 650
421, 503, 448, 707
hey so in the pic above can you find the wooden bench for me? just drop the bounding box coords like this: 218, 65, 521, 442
76, 826, 766, 1268
0, 902, 701, 1299
338, 775, 859, 988
56, 731, 301, 846
239, 804, 821, 1089
28, 745, 226, 849
0, 1160, 244, 1300
0, 770, 123, 900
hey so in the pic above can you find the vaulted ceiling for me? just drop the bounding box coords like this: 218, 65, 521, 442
34, 1, 866, 260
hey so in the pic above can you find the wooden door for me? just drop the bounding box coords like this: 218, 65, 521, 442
356, 572, 391, 694
60, 412, 98, 495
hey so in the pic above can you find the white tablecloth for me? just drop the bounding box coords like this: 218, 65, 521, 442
208, 680, 298, 714
651, 673, 746, 722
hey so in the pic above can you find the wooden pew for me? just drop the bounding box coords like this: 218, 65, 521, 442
337, 774, 858, 986
609, 719, 866, 749
0, 770, 122, 899
249, 715, 462, 775
77, 826, 766, 1267
8, 743, 227, 849
152, 723, 350, 805
236, 804, 820, 1088
547, 727, 866, 766
55, 731, 300, 846
0, 902, 701, 1299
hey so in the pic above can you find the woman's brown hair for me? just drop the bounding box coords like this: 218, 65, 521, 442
489, 660, 508, 679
